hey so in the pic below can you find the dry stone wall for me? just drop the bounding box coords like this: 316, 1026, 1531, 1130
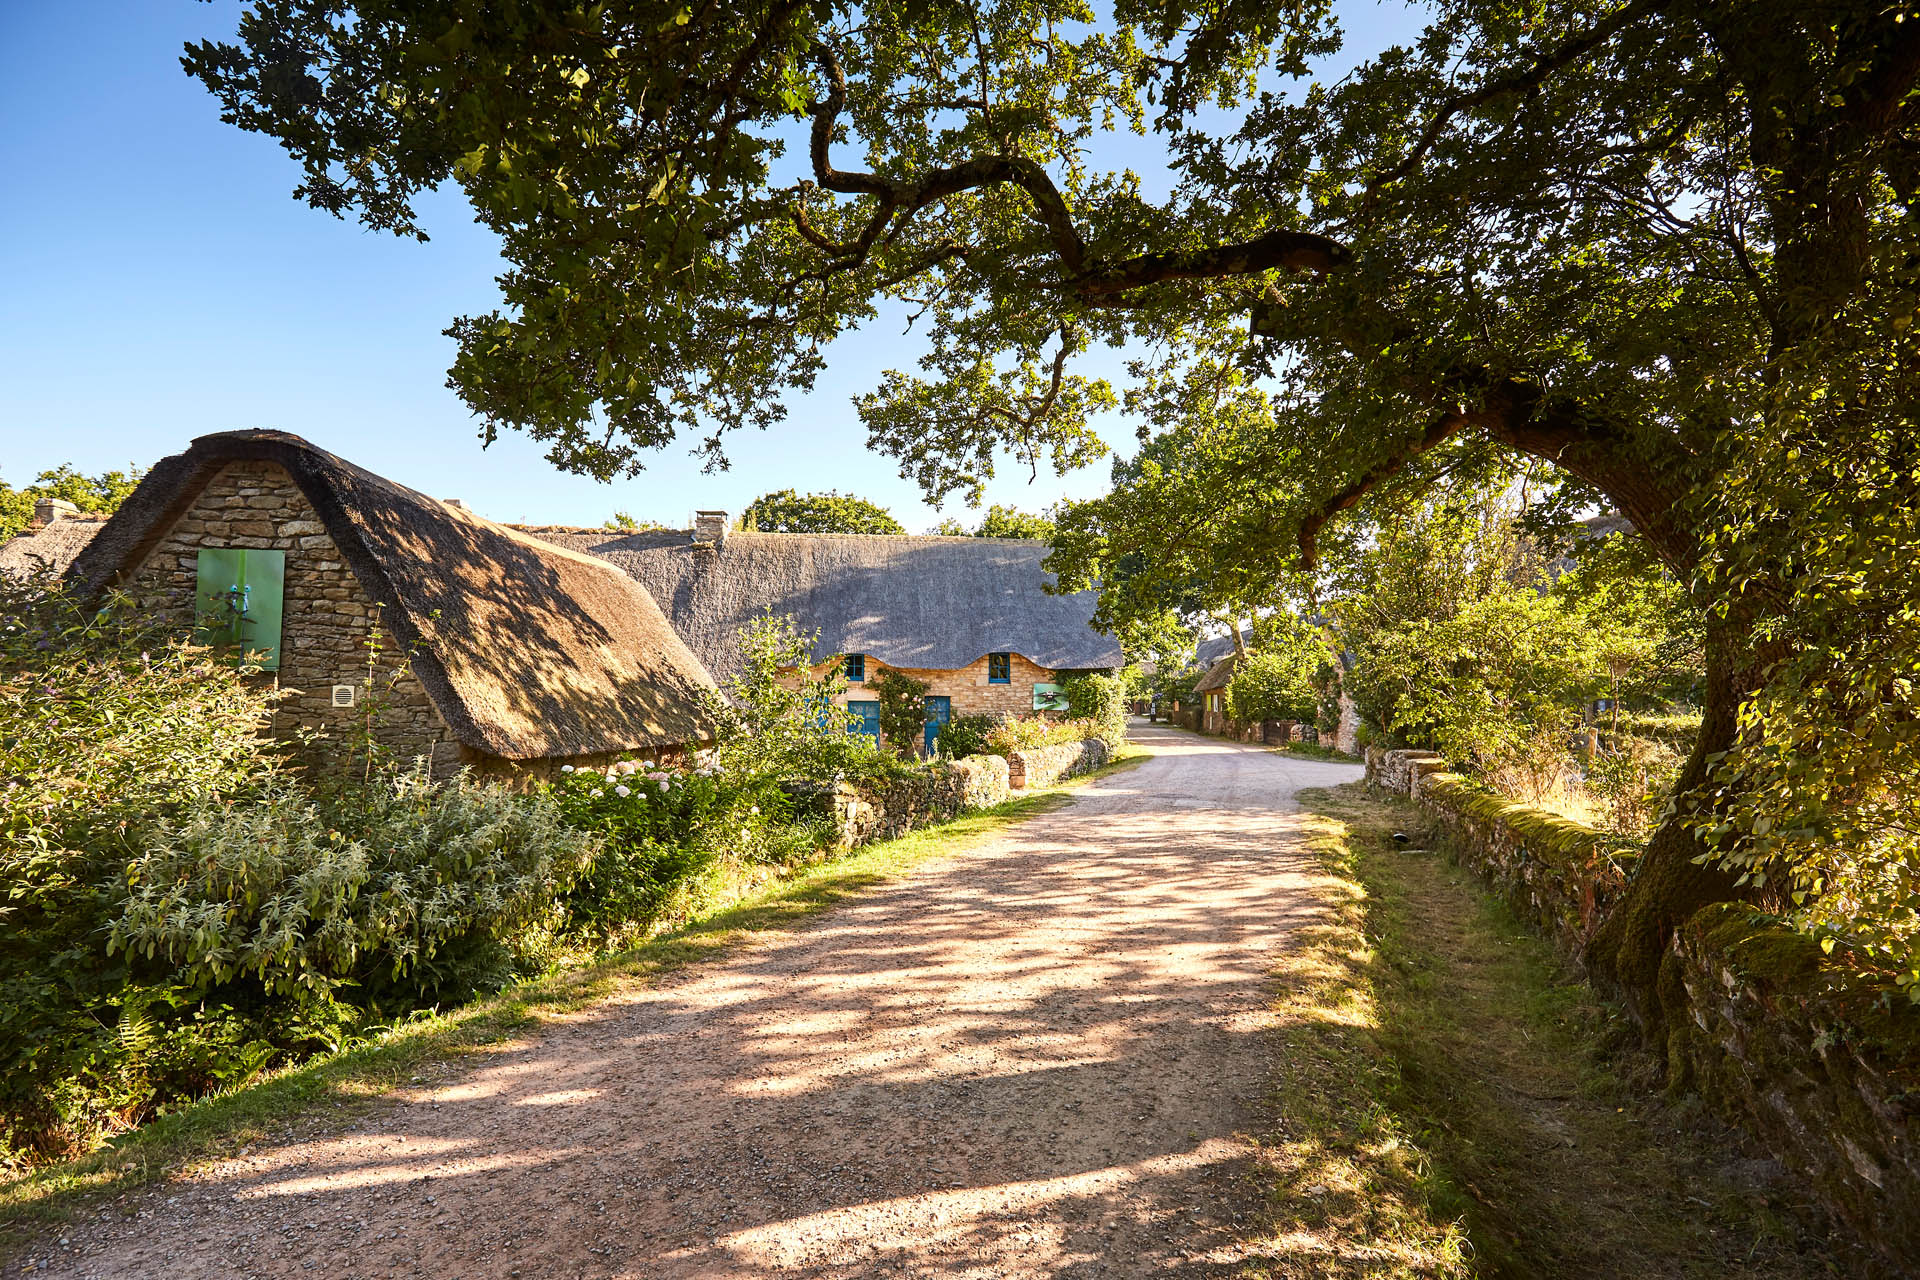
1007, 737, 1109, 790
816, 755, 1012, 849
1366, 748, 1919, 1269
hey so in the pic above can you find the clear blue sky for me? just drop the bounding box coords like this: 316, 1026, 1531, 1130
0, 2, 1421, 531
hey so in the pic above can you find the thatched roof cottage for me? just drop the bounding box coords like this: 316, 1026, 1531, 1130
56, 431, 720, 776
1192, 654, 1239, 735
0, 500, 111, 580
531, 518, 1123, 753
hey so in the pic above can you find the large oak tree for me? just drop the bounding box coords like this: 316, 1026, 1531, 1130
189, 0, 1920, 1036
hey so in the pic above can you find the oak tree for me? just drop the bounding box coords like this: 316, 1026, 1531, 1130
189, 1, 1920, 1027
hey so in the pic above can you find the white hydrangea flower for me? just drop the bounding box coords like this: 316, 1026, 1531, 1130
615, 784, 631, 798
560, 765, 574, 773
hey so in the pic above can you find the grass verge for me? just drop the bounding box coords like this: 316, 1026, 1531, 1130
0, 748, 1149, 1251
1246, 782, 1847, 1279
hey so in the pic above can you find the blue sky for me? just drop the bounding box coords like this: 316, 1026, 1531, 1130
0, 2, 1422, 531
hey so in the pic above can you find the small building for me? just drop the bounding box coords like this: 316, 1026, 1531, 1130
58, 430, 719, 777
1192, 654, 1238, 736
531, 515, 1123, 754
0, 499, 111, 580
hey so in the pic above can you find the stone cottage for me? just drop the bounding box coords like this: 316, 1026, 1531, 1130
58, 430, 720, 777
530, 514, 1123, 754
1193, 654, 1238, 736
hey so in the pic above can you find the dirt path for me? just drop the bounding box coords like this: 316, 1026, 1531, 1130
32, 726, 1361, 1280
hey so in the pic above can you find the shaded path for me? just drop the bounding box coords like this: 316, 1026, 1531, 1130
41, 726, 1361, 1279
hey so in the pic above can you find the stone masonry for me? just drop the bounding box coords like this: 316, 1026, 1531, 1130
125, 460, 458, 770
807, 651, 1064, 719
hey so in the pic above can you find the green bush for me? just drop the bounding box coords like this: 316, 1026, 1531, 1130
1, 574, 284, 1164
114, 769, 594, 1006
933, 712, 999, 758
1063, 673, 1128, 750
1224, 648, 1319, 725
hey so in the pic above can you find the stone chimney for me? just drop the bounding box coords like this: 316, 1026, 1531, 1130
692, 510, 729, 547
31, 497, 79, 530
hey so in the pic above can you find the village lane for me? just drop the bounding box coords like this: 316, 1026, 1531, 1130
38, 725, 1363, 1280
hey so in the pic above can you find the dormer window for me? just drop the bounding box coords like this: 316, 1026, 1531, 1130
988, 652, 1011, 683
845, 653, 867, 682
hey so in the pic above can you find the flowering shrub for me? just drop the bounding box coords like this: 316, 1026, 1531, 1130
548, 756, 792, 938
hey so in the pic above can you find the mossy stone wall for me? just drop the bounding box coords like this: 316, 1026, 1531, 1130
1366, 747, 1919, 1268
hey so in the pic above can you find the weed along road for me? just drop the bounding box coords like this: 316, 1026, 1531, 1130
36, 726, 1362, 1279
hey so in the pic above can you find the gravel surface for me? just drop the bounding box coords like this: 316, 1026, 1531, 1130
22, 725, 1361, 1279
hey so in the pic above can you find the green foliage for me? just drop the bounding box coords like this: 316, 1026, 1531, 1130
699, 614, 874, 781
115, 768, 592, 1004
930, 504, 1056, 540
0, 464, 143, 541
739, 489, 905, 535
1585, 742, 1683, 841
932, 713, 999, 759
874, 669, 932, 758
1, 574, 282, 1162
601, 511, 669, 532
1062, 673, 1128, 750
1224, 619, 1323, 725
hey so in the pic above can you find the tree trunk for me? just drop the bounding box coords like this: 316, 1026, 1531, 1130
1583, 622, 1755, 1038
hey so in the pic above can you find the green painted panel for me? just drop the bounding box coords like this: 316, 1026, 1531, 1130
1032, 682, 1068, 712
194, 548, 285, 670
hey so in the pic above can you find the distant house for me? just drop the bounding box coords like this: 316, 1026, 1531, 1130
52, 431, 719, 777
0, 500, 111, 580
531, 514, 1123, 754
1192, 655, 1238, 736
1193, 628, 1252, 670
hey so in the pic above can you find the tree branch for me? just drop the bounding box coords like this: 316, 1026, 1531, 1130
1365, 0, 1668, 199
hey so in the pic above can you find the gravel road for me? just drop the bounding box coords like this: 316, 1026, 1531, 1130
27, 725, 1361, 1279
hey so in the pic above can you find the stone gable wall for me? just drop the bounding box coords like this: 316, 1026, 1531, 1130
124, 459, 456, 770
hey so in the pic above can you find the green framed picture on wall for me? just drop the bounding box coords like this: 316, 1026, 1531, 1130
1032, 682, 1067, 712
194, 548, 285, 670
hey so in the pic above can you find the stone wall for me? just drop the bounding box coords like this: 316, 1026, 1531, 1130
1366, 750, 1920, 1267
125, 460, 457, 770
814, 754, 1013, 849
1007, 737, 1110, 790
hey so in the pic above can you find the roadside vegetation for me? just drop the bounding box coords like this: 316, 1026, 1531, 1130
1252, 784, 1855, 1279
0, 756, 1143, 1250
0, 574, 1124, 1173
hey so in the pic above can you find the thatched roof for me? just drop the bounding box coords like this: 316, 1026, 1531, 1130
67, 431, 719, 758
1192, 654, 1239, 693
1195, 628, 1251, 669
0, 516, 108, 580
528, 527, 1124, 682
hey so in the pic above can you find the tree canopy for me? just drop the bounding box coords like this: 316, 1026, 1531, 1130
739, 488, 905, 534
191, 2, 1920, 1020
0, 465, 143, 542
930, 504, 1056, 540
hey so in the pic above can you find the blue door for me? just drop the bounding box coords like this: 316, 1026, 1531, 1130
847, 700, 880, 739
922, 695, 952, 756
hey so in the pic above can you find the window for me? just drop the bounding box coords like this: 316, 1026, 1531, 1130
844, 653, 866, 682
194, 548, 285, 670
987, 652, 1011, 684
